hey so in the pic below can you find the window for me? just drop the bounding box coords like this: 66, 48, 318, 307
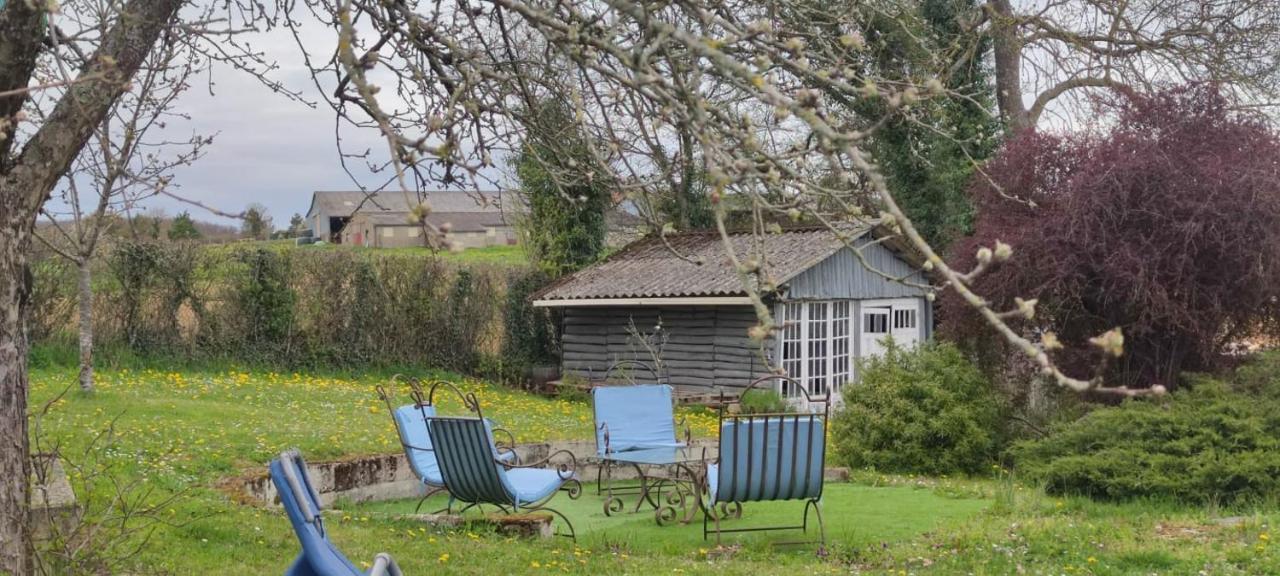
781, 302, 803, 397
408, 227, 421, 238
381, 227, 394, 238
780, 300, 855, 398
865, 311, 888, 334
894, 309, 917, 330
806, 302, 828, 396
831, 301, 851, 396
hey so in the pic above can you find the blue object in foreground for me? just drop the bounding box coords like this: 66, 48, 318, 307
703, 376, 829, 549
270, 449, 404, 576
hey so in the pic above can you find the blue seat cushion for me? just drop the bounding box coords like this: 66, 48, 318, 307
395, 405, 513, 487
393, 405, 443, 485
501, 468, 575, 507
707, 462, 720, 504
713, 416, 825, 503
592, 385, 681, 454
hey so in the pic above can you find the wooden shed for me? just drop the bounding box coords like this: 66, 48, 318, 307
532, 225, 932, 403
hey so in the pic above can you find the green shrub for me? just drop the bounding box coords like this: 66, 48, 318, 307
831, 341, 1005, 476
41, 243, 514, 373
738, 388, 788, 415
231, 248, 296, 350
1229, 350, 1280, 398
1012, 379, 1280, 505
500, 269, 559, 382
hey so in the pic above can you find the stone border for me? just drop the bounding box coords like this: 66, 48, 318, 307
226, 440, 718, 508
225, 440, 848, 510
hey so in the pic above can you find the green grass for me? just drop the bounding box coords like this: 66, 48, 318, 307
216, 240, 532, 266
351, 482, 987, 553
27, 364, 1280, 574
437, 244, 530, 265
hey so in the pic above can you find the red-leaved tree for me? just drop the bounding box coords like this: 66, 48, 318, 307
944, 85, 1280, 388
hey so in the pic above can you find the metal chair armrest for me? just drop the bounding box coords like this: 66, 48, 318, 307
400, 442, 434, 453
491, 426, 521, 464
501, 449, 579, 480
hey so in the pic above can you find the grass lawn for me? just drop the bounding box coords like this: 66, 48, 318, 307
218, 240, 532, 266
351, 482, 988, 554
27, 364, 1280, 574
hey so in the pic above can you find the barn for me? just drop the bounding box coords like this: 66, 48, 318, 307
531, 224, 932, 403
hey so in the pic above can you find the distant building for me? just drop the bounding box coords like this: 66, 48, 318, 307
305, 190, 517, 249
306, 189, 647, 250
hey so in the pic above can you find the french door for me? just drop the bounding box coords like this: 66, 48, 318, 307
778, 300, 853, 404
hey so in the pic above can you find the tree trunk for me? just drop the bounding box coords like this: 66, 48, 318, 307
676, 127, 694, 230
77, 259, 94, 392
987, 0, 1032, 133
0, 0, 187, 568
0, 221, 31, 576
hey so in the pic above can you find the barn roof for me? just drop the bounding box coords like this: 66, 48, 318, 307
533, 223, 904, 304
306, 190, 516, 218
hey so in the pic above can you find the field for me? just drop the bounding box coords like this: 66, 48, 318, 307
213, 240, 532, 266
28, 364, 1280, 574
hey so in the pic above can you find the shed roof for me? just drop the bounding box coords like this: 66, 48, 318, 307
534, 223, 905, 303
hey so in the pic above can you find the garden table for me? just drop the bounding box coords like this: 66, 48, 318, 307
592, 446, 716, 526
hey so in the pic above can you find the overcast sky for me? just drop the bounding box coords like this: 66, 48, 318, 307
140, 21, 391, 227
90, 11, 1092, 231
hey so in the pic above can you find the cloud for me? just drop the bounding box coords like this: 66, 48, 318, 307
139, 22, 390, 226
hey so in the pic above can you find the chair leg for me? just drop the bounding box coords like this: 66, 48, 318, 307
804, 499, 827, 549
415, 486, 445, 514
702, 501, 709, 541
712, 501, 723, 545
526, 505, 577, 541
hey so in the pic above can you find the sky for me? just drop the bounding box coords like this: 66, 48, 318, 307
142, 20, 392, 227
89, 8, 1099, 231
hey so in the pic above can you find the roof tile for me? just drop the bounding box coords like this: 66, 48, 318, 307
536, 225, 872, 300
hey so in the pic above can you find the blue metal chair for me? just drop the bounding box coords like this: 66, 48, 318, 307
377, 376, 516, 513
591, 361, 692, 499
703, 376, 829, 548
271, 449, 404, 576
423, 381, 583, 539
592, 383, 688, 455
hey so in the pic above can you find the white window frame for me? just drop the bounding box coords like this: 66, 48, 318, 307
778, 300, 855, 399
893, 308, 917, 330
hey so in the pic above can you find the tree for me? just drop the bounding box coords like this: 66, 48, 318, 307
0, 0, 270, 566
241, 204, 272, 241
130, 210, 163, 240
942, 85, 1280, 388
858, 0, 1000, 247
168, 211, 202, 241
312, 0, 1278, 402
979, 0, 1280, 133
0, 0, 186, 568
286, 213, 307, 238
513, 99, 613, 276
34, 34, 207, 393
